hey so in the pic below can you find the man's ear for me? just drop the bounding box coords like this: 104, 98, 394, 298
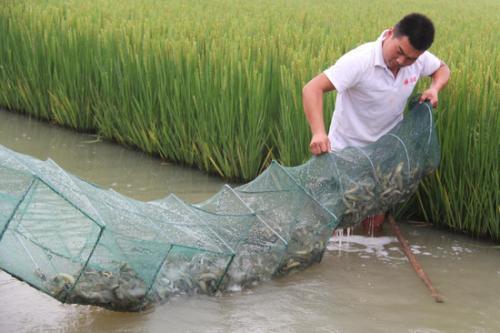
386, 27, 394, 38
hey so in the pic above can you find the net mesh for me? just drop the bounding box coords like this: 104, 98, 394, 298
0, 101, 439, 311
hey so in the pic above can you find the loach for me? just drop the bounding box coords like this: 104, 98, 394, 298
0, 100, 439, 311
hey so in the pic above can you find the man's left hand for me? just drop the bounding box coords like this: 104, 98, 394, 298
419, 88, 439, 108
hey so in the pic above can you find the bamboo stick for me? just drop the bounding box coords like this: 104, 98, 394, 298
387, 213, 444, 303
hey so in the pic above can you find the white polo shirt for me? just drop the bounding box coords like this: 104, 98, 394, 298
324, 31, 441, 150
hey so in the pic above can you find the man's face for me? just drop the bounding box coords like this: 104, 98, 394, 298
382, 28, 424, 71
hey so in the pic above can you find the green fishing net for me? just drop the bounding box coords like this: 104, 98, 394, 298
0, 100, 439, 311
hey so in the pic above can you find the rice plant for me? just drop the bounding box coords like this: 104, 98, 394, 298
0, 0, 498, 239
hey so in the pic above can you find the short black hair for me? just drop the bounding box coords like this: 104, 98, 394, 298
394, 13, 435, 51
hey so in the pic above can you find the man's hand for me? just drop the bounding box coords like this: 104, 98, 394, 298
303, 73, 336, 156
309, 132, 331, 155
419, 87, 439, 107
419, 62, 451, 108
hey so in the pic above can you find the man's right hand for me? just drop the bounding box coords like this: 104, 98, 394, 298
302, 73, 335, 156
309, 132, 331, 155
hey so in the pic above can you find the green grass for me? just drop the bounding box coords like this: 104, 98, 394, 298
0, 0, 498, 240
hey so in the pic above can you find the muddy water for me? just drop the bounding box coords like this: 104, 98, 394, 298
0, 109, 499, 333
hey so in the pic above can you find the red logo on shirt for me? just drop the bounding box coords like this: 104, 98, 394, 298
404, 76, 417, 85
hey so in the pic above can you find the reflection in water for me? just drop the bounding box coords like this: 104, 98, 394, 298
0, 109, 499, 332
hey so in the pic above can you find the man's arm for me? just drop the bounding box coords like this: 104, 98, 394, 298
419, 62, 451, 107
302, 73, 336, 155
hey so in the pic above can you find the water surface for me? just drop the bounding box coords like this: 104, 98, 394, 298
1, 109, 499, 333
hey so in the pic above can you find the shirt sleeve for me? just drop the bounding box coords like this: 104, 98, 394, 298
323, 49, 365, 93
418, 51, 442, 77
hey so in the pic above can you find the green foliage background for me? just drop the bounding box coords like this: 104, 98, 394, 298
0, 0, 498, 239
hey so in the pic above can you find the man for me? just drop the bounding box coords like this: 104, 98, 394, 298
302, 13, 450, 232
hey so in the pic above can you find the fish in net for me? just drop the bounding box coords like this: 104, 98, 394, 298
0, 100, 439, 311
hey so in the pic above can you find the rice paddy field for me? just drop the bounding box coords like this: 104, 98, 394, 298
0, 0, 498, 240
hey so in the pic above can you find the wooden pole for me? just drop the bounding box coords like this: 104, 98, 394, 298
387, 213, 444, 303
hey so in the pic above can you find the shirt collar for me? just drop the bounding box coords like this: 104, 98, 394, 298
374, 30, 389, 68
